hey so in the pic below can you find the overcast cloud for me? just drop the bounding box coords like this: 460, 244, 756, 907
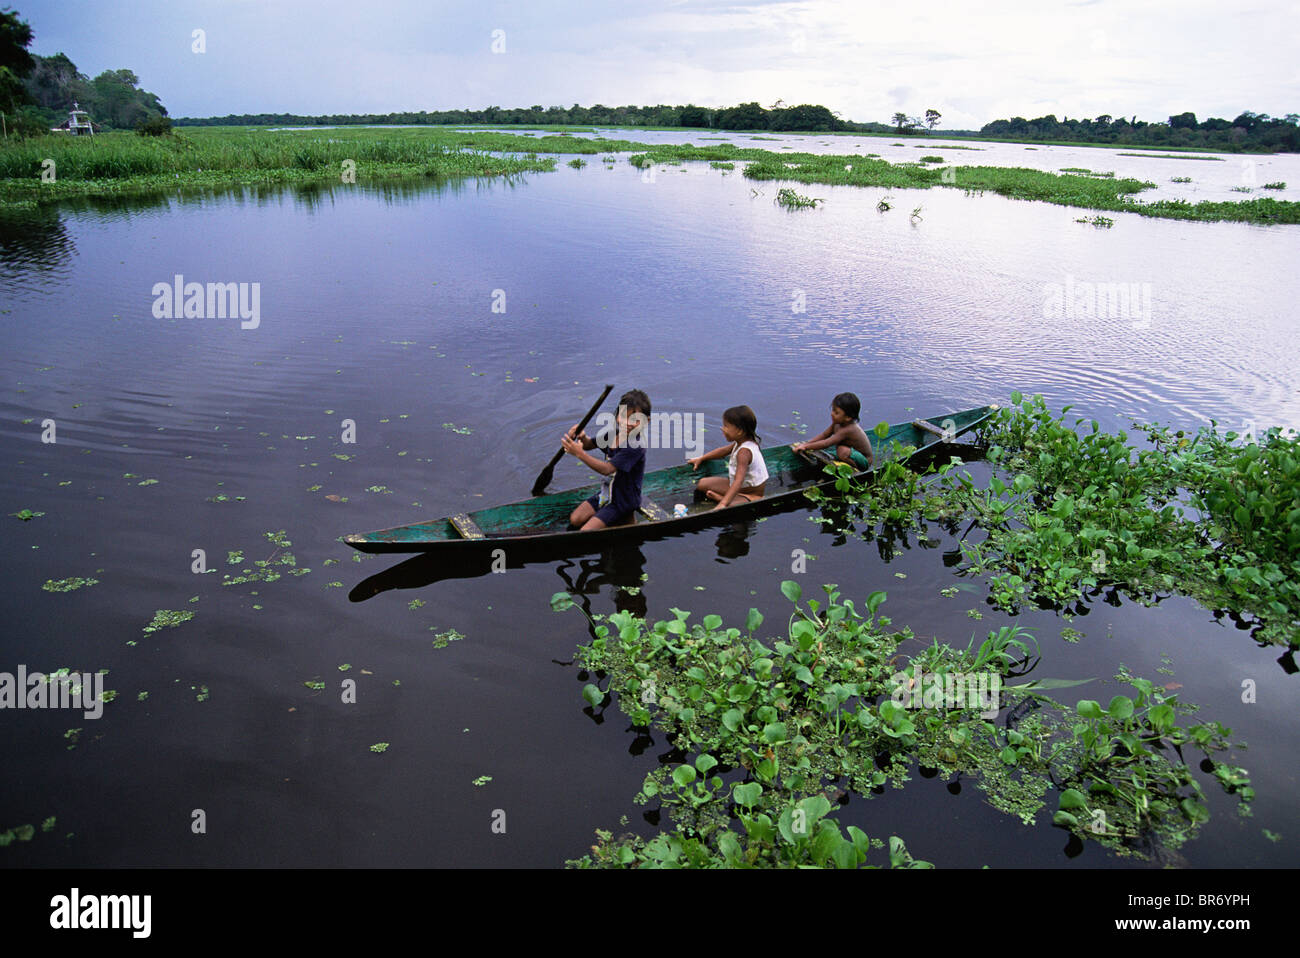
19, 0, 1298, 127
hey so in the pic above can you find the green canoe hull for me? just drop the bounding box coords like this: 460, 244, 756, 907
342, 405, 995, 554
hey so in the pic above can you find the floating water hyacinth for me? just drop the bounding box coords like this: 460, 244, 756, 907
142, 609, 194, 635
775, 187, 821, 209
430, 628, 466, 649
43, 576, 99, 592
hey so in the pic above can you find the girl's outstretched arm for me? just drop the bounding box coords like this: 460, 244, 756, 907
688, 444, 734, 469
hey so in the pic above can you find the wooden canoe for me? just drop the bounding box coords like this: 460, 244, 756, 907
342, 405, 996, 554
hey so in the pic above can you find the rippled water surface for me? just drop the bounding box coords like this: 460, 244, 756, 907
1, 151, 1296, 867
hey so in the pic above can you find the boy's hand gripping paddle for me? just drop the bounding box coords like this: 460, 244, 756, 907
531, 384, 614, 497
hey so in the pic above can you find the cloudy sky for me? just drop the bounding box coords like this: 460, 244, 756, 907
19, 0, 1299, 127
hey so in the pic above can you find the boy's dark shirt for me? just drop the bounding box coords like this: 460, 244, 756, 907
601, 445, 646, 517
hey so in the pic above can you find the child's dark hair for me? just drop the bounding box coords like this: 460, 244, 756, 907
832, 392, 860, 421
620, 389, 651, 418
723, 405, 760, 445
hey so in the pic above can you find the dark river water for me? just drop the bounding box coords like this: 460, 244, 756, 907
1, 152, 1296, 868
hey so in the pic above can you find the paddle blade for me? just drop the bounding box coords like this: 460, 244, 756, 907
531, 460, 557, 497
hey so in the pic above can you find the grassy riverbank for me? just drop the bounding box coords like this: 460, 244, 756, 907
0, 128, 560, 203
2, 127, 1296, 223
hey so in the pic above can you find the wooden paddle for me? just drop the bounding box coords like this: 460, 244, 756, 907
531, 384, 614, 496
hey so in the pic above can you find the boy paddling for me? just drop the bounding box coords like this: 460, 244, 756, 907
561, 389, 651, 530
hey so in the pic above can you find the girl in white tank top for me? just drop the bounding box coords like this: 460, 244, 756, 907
687, 405, 769, 509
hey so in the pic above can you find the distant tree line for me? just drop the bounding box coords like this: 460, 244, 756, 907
977, 111, 1299, 152
174, 101, 896, 134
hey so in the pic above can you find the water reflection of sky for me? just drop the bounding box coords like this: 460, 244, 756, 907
2, 162, 1297, 457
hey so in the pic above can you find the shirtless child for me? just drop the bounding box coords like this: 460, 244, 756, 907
791, 392, 874, 470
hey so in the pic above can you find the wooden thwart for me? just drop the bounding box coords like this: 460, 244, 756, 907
797, 448, 837, 467
449, 513, 486, 539
912, 419, 949, 438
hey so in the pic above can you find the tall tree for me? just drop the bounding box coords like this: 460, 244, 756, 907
25, 52, 90, 111
924, 108, 941, 130
0, 6, 36, 116
678, 104, 709, 127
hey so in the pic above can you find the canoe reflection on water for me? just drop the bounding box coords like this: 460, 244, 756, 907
347, 517, 762, 605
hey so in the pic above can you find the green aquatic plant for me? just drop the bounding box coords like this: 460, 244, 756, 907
571, 799, 927, 869
1045, 664, 1249, 851
0, 128, 559, 204
553, 581, 1246, 866
9, 129, 1292, 223
1117, 152, 1222, 160
1262, 182, 1286, 190
0, 822, 43, 847
774, 187, 821, 208
430, 627, 467, 649
219, 529, 304, 587
142, 609, 195, 635
853, 393, 1300, 647
42, 576, 99, 592
10, 509, 44, 520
